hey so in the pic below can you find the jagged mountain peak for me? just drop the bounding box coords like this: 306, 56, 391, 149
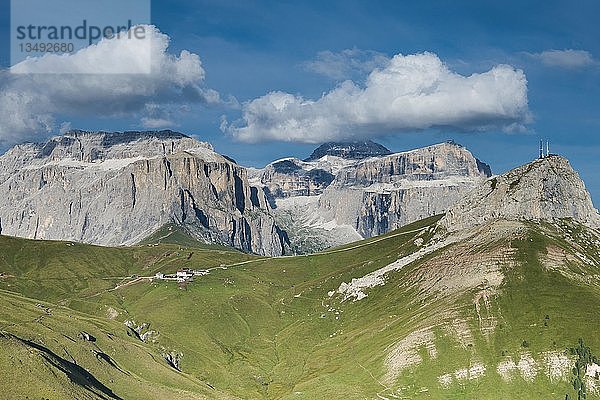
304, 140, 392, 161
442, 154, 600, 231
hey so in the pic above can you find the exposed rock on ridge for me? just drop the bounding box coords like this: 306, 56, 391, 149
254, 158, 336, 198
441, 155, 600, 231
0, 130, 288, 256
256, 141, 492, 252
319, 142, 492, 238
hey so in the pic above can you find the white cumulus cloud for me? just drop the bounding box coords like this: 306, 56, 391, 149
0, 25, 221, 147
225, 52, 530, 143
531, 49, 597, 68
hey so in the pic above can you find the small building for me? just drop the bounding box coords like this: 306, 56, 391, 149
154, 268, 204, 283
176, 269, 194, 279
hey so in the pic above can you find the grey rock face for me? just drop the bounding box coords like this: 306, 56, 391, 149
319, 142, 492, 238
0, 130, 288, 256
441, 155, 600, 231
256, 158, 336, 198
331, 141, 491, 187
253, 141, 491, 252
355, 186, 475, 237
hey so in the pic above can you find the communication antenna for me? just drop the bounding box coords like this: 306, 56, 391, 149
546, 141, 550, 157
539, 139, 543, 159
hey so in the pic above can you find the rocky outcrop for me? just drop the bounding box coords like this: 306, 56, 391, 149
441, 155, 600, 231
331, 141, 491, 186
254, 141, 394, 200
319, 142, 492, 238
256, 158, 335, 198
355, 186, 478, 237
163, 351, 183, 371
0, 130, 288, 256
254, 141, 491, 252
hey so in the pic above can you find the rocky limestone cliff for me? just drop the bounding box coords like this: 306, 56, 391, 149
0, 130, 288, 256
255, 158, 336, 198
257, 141, 491, 252
441, 155, 600, 231
331, 141, 491, 187
319, 142, 492, 238
254, 141, 394, 200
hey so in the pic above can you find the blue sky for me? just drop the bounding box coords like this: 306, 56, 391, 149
1, 0, 599, 203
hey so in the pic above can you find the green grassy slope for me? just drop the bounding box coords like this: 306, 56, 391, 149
138, 224, 242, 251
1, 215, 599, 399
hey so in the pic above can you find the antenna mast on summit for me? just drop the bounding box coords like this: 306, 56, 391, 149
546, 141, 550, 157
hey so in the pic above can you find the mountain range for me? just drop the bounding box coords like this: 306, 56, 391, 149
253, 140, 492, 252
0, 130, 599, 399
0, 130, 497, 254
0, 130, 288, 256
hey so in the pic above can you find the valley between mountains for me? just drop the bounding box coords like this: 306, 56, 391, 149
0, 131, 599, 399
